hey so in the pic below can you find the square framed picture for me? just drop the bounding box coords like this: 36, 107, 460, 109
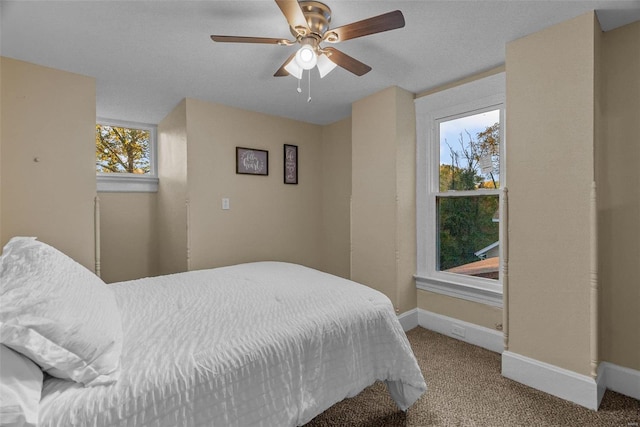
284, 144, 298, 184
236, 147, 268, 176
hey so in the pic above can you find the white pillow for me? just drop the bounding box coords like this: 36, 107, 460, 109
0, 237, 122, 386
0, 344, 43, 427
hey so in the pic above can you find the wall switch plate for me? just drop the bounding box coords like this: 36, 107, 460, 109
222, 198, 230, 210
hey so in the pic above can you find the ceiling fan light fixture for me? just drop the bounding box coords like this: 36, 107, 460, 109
294, 42, 317, 70
212, 2, 406, 80
316, 53, 337, 78
284, 58, 303, 79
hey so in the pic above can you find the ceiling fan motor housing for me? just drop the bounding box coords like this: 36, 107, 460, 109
290, 1, 332, 41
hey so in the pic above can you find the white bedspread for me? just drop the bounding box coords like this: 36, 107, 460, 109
39, 262, 426, 426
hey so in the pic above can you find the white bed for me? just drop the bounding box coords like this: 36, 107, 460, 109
1, 238, 426, 426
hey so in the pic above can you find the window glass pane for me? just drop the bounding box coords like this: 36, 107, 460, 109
96, 124, 150, 174
437, 195, 499, 280
439, 110, 500, 191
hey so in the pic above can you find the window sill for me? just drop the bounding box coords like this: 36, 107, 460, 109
97, 174, 158, 193
414, 274, 503, 308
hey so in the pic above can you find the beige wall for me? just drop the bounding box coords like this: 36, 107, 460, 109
158, 98, 326, 272
418, 290, 503, 330
395, 88, 418, 313
140, 98, 352, 280
97, 192, 158, 283
157, 99, 189, 275
506, 12, 599, 376
416, 65, 506, 99
0, 57, 96, 270
320, 117, 352, 278
351, 86, 417, 313
598, 20, 640, 371
186, 98, 324, 270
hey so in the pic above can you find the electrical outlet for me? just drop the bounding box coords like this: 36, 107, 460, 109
451, 324, 466, 338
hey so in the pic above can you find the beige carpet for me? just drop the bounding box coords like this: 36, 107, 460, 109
305, 327, 640, 426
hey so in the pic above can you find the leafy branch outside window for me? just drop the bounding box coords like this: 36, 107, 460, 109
441, 122, 500, 192
96, 124, 150, 174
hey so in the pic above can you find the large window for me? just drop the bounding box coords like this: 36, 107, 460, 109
415, 73, 505, 306
437, 109, 500, 277
96, 119, 158, 192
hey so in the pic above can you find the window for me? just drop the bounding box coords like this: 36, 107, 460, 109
96, 119, 158, 192
415, 73, 505, 306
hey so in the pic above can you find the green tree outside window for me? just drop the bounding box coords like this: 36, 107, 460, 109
96, 124, 150, 174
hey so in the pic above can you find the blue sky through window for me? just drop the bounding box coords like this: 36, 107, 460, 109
439, 109, 500, 167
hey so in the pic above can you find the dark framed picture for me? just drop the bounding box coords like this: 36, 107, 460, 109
236, 147, 268, 176
284, 144, 298, 184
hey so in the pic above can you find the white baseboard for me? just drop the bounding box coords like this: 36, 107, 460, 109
397, 308, 419, 332
417, 308, 504, 353
600, 361, 640, 401
501, 353, 640, 410
502, 351, 603, 410
405, 308, 640, 408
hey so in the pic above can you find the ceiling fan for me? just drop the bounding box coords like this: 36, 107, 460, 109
210, 0, 405, 79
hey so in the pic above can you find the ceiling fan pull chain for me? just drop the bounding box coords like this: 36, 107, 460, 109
297, 76, 302, 94
307, 69, 312, 103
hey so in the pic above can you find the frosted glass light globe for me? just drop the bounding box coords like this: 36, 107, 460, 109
295, 45, 317, 70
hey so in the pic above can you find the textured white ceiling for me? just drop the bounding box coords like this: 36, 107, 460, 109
1, 1, 639, 125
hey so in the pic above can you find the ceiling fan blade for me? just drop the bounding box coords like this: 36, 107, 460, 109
275, 0, 310, 36
274, 51, 298, 77
324, 10, 405, 43
211, 35, 288, 45
323, 47, 372, 76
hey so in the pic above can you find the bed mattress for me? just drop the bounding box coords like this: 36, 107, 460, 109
38, 262, 426, 426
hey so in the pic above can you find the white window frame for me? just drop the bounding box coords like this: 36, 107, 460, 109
415, 73, 505, 307
96, 118, 158, 192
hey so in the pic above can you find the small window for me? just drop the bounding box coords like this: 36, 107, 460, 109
96, 119, 158, 192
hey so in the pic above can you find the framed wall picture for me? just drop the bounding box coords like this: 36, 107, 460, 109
284, 144, 298, 184
236, 147, 268, 176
